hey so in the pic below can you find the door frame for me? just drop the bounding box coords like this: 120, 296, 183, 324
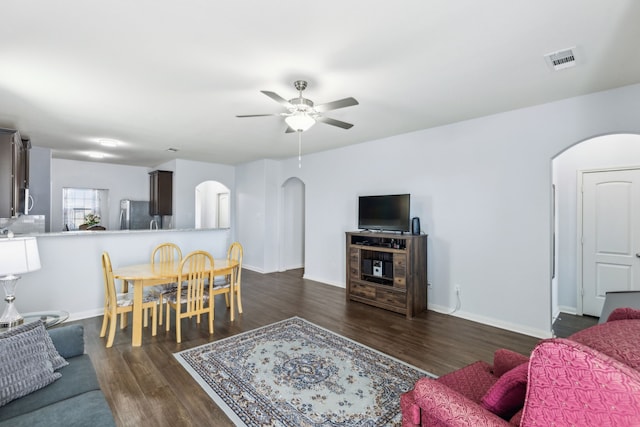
576, 165, 640, 315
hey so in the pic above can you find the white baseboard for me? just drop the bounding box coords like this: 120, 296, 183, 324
557, 305, 577, 316
302, 274, 345, 288
427, 303, 553, 339
243, 264, 265, 274
67, 308, 103, 322
278, 264, 304, 272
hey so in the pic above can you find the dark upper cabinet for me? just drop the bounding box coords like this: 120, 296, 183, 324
149, 170, 173, 216
0, 129, 29, 218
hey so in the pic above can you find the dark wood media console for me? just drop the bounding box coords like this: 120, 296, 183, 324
346, 231, 428, 318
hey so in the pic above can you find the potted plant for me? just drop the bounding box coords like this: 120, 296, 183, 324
80, 213, 103, 230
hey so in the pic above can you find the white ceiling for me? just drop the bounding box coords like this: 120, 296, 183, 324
1, 1, 640, 167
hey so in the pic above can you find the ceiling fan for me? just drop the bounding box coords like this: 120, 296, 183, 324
236, 80, 358, 133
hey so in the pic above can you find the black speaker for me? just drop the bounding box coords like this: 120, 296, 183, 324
362, 259, 372, 275
411, 217, 420, 235
384, 261, 393, 277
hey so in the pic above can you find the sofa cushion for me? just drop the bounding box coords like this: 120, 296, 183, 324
0, 321, 68, 370
570, 319, 640, 370
0, 354, 101, 421
47, 324, 84, 359
0, 322, 63, 407
607, 307, 640, 322
0, 390, 116, 427
480, 362, 528, 419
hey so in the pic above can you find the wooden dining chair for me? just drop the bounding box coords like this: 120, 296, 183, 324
99, 252, 159, 348
164, 250, 215, 343
150, 242, 182, 326
211, 242, 243, 321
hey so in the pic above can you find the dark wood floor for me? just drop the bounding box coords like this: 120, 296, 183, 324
69, 269, 592, 427
552, 312, 598, 338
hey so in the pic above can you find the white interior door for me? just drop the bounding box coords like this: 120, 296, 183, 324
217, 193, 230, 228
581, 168, 640, 316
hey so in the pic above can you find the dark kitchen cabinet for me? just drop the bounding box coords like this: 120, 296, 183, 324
149, 170, 173, 215
0, 129, 29, 218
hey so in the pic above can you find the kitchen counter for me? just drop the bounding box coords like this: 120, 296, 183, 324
31, 227, 228, 237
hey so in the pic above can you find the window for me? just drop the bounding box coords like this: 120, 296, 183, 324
62, 188, 108, 230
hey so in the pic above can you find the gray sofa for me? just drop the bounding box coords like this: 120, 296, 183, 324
0, 324, 115, 427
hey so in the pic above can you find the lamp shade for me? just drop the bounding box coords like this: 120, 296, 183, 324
0, 237, 41, 276
285, 113, 316, 132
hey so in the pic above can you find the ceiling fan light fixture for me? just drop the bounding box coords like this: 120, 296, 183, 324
285, 113, 316, 132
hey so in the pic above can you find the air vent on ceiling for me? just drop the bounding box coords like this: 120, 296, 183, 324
544, 47, 577, 71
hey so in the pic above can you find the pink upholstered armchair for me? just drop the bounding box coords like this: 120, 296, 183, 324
401, 348, 529, 426
401, 310, 640, 426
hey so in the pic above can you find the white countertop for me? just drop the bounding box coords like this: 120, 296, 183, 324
16, 227, 229, 238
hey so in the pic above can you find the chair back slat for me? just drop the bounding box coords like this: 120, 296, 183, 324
227, 242, 243, 286
177, 250, 214, 311
101, 252, 118, 310
151, 242, 182, 267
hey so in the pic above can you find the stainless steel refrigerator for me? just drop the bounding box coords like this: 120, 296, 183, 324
119, 200, 154, 230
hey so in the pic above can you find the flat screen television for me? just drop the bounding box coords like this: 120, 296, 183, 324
358, 194, 410, 232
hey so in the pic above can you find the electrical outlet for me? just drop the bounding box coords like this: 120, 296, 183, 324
427, 282, 433, 289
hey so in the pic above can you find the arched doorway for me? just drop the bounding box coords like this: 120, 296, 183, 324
552, 133, 640, 320
280, 177, 305, 272
195, 181, 230, 229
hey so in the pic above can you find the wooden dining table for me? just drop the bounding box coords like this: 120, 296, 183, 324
113, 258, 239, 347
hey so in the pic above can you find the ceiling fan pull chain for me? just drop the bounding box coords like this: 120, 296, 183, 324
298, 131, 302, 168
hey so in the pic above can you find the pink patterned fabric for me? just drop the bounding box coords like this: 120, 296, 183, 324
437, 361, 498, 403
569, 319, 640, 370
400, 389, 421, 426
492, 349, 529, 377
480, 363, 528, 419
401, 319, 640, 426
521, 338, 640, 426
607, 307, 640, 322
402, 378, 510, 426
401, 351, 527, 426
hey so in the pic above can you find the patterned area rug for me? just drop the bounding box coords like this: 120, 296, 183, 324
174, 317, 433, 426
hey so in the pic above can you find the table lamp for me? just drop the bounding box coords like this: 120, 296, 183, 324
0, 235, 41, 328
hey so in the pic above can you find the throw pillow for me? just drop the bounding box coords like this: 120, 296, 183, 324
480, 362, 528, 419
0, 321, 63, 407
492, 348, 529, 377
0, 321, 68, 370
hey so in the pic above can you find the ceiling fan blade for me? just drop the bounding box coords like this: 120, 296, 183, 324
285, 126, 296, 133
235, 114, 279, 118
316, 116, 354, 129
315, 97, 359, 112
261, 91, 293, 108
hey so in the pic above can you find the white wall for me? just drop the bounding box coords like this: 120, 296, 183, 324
22, 83, 640, 338
554, 134, 640, 314
236, 83, 640, 338
235, 160, 267, 272
28, 146, 52, 231
170, 159, 235, 230
281, 178, 305, 270
264, 160, 280, 272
